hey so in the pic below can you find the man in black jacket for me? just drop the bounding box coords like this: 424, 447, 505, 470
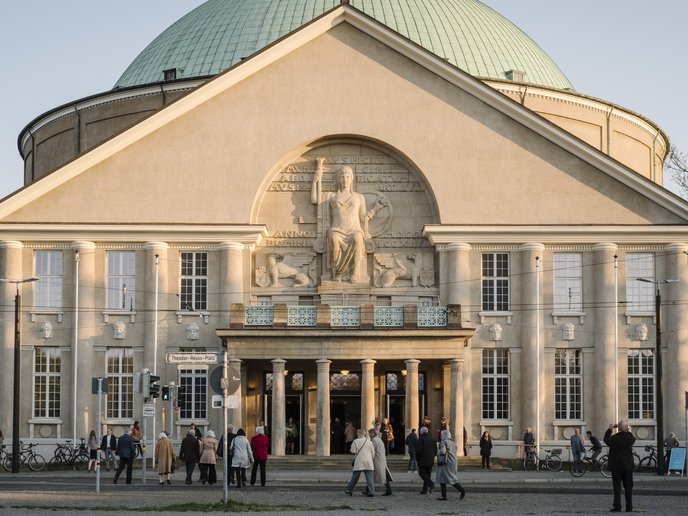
415, 426, 437, 494
179, 428, 200, 485
113, 428, 135, 484
604, 421, 636, 512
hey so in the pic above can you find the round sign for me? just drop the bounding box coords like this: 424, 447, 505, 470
209, 365, 241, 395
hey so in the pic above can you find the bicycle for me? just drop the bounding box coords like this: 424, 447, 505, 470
48, 438, 89, 471
638, 445, 658, 472
2, 442, 46, 472
570, 452, 611, 478
523, 446, 563, 472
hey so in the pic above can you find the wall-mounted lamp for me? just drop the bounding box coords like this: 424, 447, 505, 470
401, 370, 407, 376
340, 370, 350, 376
283, 370, 289, 376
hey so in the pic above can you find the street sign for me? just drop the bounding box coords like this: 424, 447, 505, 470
143, 403, 155, 417
91, 377, 108, 394
166, 352, 218, 364
668, 448, 686, 475
209, 365, 241, 395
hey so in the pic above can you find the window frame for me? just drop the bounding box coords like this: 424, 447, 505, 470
481, 349, 510, 420
179, 368, 208, 421
34, 250, 63, 309
554, 349, 582, 421
33, 347, 61, 419
481, 253, 510, 312
627, 350, 655, 420
180, 252, 208, 311
625, 253, 655, 314
105, 348, 134, 420
553, 253, 583, 313
106, 251, 136, 310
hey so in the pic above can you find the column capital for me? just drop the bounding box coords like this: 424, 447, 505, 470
520, 243, 545, 252
359, 359, 376, 370
445, 243, 472, 252
143, 241, 169, 251
228, 357, 243, 366
219, 242, 246, 251
450, 358, 464, 371
316, 358, 332, 367
404, 358, 420, 370
70, 241, 96, 251
592, 242, 618, 253
0, 241, 23, 250
665, 242, 688, 254
271, 358, 287, 371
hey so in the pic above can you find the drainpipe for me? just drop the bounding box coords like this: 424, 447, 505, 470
605, 107, 614, 156
160, 84, 166, 107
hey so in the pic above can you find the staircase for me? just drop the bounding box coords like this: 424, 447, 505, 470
266, 454, 510, 471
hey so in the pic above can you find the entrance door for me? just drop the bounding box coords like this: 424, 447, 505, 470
386, 394, 405, 454
263, 394, 304, 454
331, 395, 361, 454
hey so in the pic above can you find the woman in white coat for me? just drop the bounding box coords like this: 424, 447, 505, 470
366, 428, 392, 496
345, 429, 376, 497
435, 429, 466, 501
229, 428, 253, 488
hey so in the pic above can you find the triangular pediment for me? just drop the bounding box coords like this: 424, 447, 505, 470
0, 4, 686, 237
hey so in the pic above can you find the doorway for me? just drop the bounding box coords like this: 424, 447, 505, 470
331, 395, 361, 454
386, 394, 405, 454
263, 393, 304, 455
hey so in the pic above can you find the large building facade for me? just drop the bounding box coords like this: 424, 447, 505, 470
2, 1, 686, 458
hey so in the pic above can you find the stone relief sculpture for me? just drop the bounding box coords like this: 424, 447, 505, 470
635, 322, 649, 341
562, 322, 575, 341
255, 253, 316, 288
186, 323, 200, 341
374, 252, 432, 288
489, 323, 503, 341
311, 158, 376, 284
113, 321, 126, 340
40, 321, 53, 339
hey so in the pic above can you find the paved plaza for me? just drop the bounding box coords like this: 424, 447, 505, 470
0, 467, 686, 515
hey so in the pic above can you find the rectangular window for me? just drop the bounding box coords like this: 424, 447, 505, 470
35, 251, 63, 309
482, 253, 509, 311
180, 252, 207, 311
628, 350, 654, 420
179, 368, 207, 420
107, 251, 136, 310
553, 253, 582, 312
33, 348, 61, 418
626, 253, 655, 312
106, 348, 134, 419
481, 349, 509, 419
555, 349, 582, 420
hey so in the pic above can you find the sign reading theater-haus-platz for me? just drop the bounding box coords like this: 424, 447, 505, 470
165, 352, 218, 364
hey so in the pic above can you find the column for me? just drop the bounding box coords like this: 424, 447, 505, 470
520, 243, 544, 441
405, 359, 420, 438
143, 242, 168, 374
444, 243, 472, 326
0, 242, 22, 438
271, 359, 286, 456
449, 359, 465, 456
229, 358, 244, 431
663, 243, 688, 434
593, 243, 618, 432
316, 359, 332, 456
360, 359, 376, 431
72, 241, 96, 438
220, 242, 245, 319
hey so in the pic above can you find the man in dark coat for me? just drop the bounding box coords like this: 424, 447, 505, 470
415, 426, 437, 494
219, 425, 238, 485
604, 420, 636, 512
179, 428, 200, 485
113, 428, 135, 484
331, 417, 345, 454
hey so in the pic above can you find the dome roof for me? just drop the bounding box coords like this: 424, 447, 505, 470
114, 0, 573, 91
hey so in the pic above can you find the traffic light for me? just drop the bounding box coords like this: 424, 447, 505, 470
162, 386, 170, 401
149, 375, 161, 400
177, 384, 187, 409
142, 370, 151, 399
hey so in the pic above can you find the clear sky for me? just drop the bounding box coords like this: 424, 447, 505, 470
1, 1, 686, 199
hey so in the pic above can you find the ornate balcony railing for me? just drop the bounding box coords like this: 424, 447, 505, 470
374, 306, 404, 327
417, 306, 447, 327
287, 306, 317, 327
244, 305, 274, 326
331, 306, 361, 327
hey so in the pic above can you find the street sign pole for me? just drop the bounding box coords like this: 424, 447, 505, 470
223, 350, 229, 504
96, 377, 103, 493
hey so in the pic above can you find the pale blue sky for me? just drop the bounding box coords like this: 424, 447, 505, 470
1, 1, 686, 199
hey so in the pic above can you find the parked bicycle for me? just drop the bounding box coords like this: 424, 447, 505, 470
523, 446, 563, 472
638, 445, 659, 472
48, 438, 89, 471
2, 442, 46, 472
570, 452, 611, 478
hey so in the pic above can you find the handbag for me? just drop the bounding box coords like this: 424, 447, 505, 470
437, 441, 448, 465
351, 439, 365, 466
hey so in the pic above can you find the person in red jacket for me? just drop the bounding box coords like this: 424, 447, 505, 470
250, 426, 270, 486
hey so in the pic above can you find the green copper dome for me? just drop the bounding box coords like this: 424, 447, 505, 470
114, 0, 573, 91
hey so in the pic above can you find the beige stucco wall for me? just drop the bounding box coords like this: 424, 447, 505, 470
4, 23, 681, 227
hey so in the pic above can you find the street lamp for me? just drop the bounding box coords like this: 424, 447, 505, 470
637, 277, 678, 476
0, 277, 39, 473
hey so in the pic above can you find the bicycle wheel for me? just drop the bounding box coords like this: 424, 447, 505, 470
48, 456, 64, 471
639, 456, 656, 473
599, 457, 611, 478
2, 453, 13, 472
73, 452, 89, 471
633, 452, 641, 470
546, 454, 563, 472
28, 453, 46, 472
524, 455, 537, 470
570, 459, 587, 477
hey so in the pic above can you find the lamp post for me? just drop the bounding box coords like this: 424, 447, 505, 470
637, 277, 678, 476
1, 277, 39, 473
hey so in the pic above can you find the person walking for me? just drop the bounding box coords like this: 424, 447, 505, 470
479, 431, 493, 469
570, 428, 585, 473
230, 428, 253, 488
218, 425, 237, 485
113, 428, 135, 485
100, 428, 117, 472
199, 430, 218, 485
379, 418, 394, 455
523, 427, 535, 459
586, 430, 603, 465
286, 417, 298, 454
604, 421, 636, 513
405, 428, 418, 473
345, 429, 375, 497
250, 426, 269, 486
415, 426, 437, 494
179, 428, 200, 485
131, 421, 143, 458
435, 429, 466, 501
155, 431, 175, 485
366, 428, 392, 496
344, 421, 356, 454
87, 430, 98, 473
